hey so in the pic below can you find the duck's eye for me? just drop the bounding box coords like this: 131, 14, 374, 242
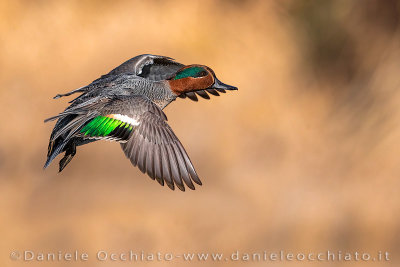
193, 70, 208, 78
195, 70, 208, 78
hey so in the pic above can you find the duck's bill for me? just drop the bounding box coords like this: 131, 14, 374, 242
210, 77, 238, 91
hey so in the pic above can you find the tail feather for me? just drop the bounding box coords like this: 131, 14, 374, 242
44, 139, 67, 169
44, 96, 102, 123
52, 116, 87, 141
44, 114, 82, 169
44, 138, 78, 171
44, 92, 104, 171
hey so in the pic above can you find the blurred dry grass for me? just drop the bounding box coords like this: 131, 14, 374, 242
0, 0, 400, 266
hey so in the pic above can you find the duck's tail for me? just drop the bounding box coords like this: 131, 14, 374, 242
44, 136, 76, 172
44, 113, 81, 172
44, 94, 104, 171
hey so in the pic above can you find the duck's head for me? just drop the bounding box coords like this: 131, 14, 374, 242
168, 65, 238, 97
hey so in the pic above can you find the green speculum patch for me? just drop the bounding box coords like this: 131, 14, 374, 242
80, 116, 133, 137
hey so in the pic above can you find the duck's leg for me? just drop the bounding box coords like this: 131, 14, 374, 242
58, 141, 77, 172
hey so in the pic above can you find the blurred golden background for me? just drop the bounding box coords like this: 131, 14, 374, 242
1, 0, 399, 266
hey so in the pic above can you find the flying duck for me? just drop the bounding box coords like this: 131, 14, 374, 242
44, 54, 237, 191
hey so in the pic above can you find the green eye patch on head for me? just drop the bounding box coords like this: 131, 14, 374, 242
173, 67, 208, 80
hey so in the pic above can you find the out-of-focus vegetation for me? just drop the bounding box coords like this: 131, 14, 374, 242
0, 0, 399, 266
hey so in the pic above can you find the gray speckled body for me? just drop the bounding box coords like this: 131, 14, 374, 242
71, 74, 177, 109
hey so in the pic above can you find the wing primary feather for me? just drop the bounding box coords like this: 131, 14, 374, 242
160, 145, 174, 189
153, 145, 164, 186
207, 89, 220, 96
128, 132, 140, 165
176, 140, 201, 185
145, 143, 155, 180
133, 134, 144, 167
166, 144, 185, 191
196, 90, 210, 99
172, 142, 194, 190
138, 139, 148, 174
185, 92, 198, 101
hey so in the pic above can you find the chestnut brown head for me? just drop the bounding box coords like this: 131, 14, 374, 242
168, 65, 237, 96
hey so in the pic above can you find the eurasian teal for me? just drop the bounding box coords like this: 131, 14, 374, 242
44, 54, 237, 191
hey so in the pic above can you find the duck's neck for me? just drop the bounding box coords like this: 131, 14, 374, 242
142, 80, 177, 109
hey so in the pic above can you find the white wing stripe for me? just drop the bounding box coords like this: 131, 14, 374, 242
109, 114, 140, 126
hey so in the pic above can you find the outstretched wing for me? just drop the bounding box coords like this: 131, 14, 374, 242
54, 54, 184, 99
46, 95, 201, 191
107, 54, 184, 81
113, 97, 201, 191
49, 95, 201, 191
178, 88, 227, 102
